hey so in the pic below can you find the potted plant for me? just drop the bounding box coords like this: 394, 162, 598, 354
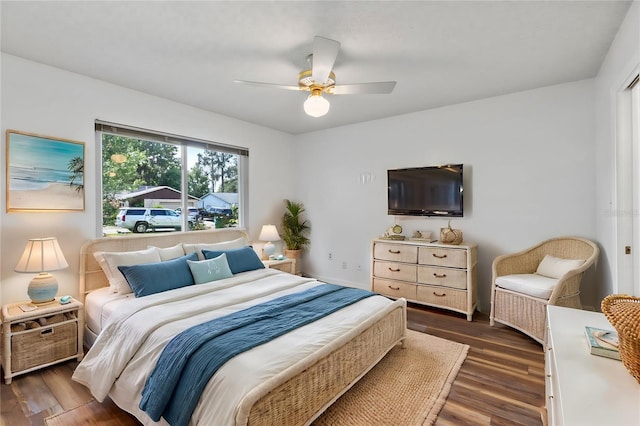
281, 199, 310, 275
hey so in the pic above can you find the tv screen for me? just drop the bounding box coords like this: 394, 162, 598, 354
387, 164, 463, 217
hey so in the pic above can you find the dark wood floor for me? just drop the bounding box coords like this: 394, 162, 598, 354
1, 304, 545, 426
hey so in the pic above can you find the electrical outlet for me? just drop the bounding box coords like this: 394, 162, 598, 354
328, 252, 333, 260
357, 264, 362, 271
341, 261, 347, 269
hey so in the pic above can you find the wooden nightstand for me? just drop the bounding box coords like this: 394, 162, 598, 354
1, 297, 84, 384
263, 258, 296, 275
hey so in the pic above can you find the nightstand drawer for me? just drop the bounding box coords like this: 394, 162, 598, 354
12, 321, 77, 372
417, 266, 467, 289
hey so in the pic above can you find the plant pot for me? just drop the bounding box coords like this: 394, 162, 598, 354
285, 249, 302, 275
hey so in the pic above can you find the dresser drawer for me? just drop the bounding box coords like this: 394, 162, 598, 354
418, 266, 467, 289
418, 247, 467, 268
373, 261, 417, 282
373, 278, 417, 300
416, 284, 467, 311
373, 243, 418, 263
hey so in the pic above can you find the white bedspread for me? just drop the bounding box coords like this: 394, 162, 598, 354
72, 268, 400, 426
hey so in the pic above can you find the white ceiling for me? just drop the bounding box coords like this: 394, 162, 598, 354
1, 1, 633, 135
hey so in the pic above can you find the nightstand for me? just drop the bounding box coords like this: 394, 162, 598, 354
263, 258, 296, 275
1, 297, 84, 384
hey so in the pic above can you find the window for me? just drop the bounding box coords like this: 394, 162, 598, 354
96, 121, 248, 237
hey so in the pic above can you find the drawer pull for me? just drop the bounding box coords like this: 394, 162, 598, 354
433, 292, 446, 297
388, 249, 401, 254
388, 285, 400, 291
433, 273, 447, 278
388, 267, 401, 272
432, 253, 447, 259
40, 328, 54, 336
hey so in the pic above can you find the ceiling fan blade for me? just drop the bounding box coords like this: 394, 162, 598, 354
331, 81, 397, 95
311, 36, 340, 85
234, 80, 301, 91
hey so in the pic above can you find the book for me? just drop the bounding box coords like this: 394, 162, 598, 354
584, 326, 621, 360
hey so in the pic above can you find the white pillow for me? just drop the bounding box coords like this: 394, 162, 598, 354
94, 247, 161, 294
183, 237, 249, 260
149, 243, 185, 261
536, 255, 585, 279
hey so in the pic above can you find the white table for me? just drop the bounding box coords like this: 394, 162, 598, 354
545, 305, 640, 425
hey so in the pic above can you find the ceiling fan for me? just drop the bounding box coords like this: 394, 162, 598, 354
234, 36, 396, 118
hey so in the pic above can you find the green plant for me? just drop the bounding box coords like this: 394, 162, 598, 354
281, 199, 310, 250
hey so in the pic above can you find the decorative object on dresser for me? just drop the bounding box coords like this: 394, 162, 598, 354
489, 236, 599, 344
545, 305, 640, 426
1, 297, 84, 384
601, 294, 640, 383
371, 238, 477, 321
258, 224, 280, 260
14, 237, 69, 304
281, 199, 310, 275
439, 220, 463, 245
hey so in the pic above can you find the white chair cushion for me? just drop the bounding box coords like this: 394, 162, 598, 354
495, 274, 559, 300
536, 254, 584, 279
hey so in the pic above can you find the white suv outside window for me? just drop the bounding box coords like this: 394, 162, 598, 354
115, 208, 182, 233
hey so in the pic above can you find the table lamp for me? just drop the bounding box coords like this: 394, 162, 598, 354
15, 237, 68, 304
259, 225, 280, 260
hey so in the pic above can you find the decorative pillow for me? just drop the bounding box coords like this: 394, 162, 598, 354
149, 243, 185, 261
94, 247, 161, 294
187, 253, 233, 284
118, 253, 198, 297
536, 255, 585, 279
183, 237, 249, 260
202, 246, 265, 274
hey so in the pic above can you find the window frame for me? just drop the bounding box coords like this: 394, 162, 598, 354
95, 120, 249, 237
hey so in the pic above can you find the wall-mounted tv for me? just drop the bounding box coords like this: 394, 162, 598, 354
388, 164, 464, 217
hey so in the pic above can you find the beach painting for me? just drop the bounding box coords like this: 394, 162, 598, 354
7, 130, 85, 212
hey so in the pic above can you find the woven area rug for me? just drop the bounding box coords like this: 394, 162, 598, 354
313, 329, 469, 425
46, 330, 468, 426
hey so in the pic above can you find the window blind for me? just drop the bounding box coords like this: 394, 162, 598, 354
95, 120, 249, 157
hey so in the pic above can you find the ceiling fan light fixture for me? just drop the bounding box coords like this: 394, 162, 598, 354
304, 91, 330, 118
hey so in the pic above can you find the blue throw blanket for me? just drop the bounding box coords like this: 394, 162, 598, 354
139, 283, 375, 426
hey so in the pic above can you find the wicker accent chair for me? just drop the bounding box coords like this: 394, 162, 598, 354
489, 236, 599, 344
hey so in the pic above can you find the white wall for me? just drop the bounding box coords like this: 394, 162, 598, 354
595, 1, 640, 304
1, 54, 296, 304
295, 80, 597, 312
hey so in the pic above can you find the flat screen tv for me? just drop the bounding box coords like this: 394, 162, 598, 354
387, 164, 463, 217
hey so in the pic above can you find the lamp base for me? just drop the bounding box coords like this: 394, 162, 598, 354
263, 241, 275, 260
27, 272, 58, 304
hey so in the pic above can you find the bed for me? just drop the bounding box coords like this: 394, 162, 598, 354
72, 229, 407, 426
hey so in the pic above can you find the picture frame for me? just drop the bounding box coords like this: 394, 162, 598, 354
6, 129, 85, 212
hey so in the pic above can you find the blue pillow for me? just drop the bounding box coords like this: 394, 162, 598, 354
118, 253, 198, 297
202, 246, 265, 274
187, 253, 233, 284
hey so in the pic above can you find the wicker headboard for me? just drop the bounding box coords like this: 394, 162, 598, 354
79, 229, 250, 300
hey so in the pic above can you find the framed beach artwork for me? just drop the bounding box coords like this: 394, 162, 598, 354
6, 130, 85, 212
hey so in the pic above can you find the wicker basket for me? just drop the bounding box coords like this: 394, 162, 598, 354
601, 294, 640, 384
440, 221, 463, 245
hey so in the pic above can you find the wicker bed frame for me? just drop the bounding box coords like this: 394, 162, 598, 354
79, 229, 407, 425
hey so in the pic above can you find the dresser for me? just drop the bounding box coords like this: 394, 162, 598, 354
545, 305, 640, 425
371, 239, 477, 320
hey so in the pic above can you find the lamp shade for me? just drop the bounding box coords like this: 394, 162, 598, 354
259, 225, 280, 242
15, 237, 68, 304
15, 238, 68, 272
303, 93, 330, 117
